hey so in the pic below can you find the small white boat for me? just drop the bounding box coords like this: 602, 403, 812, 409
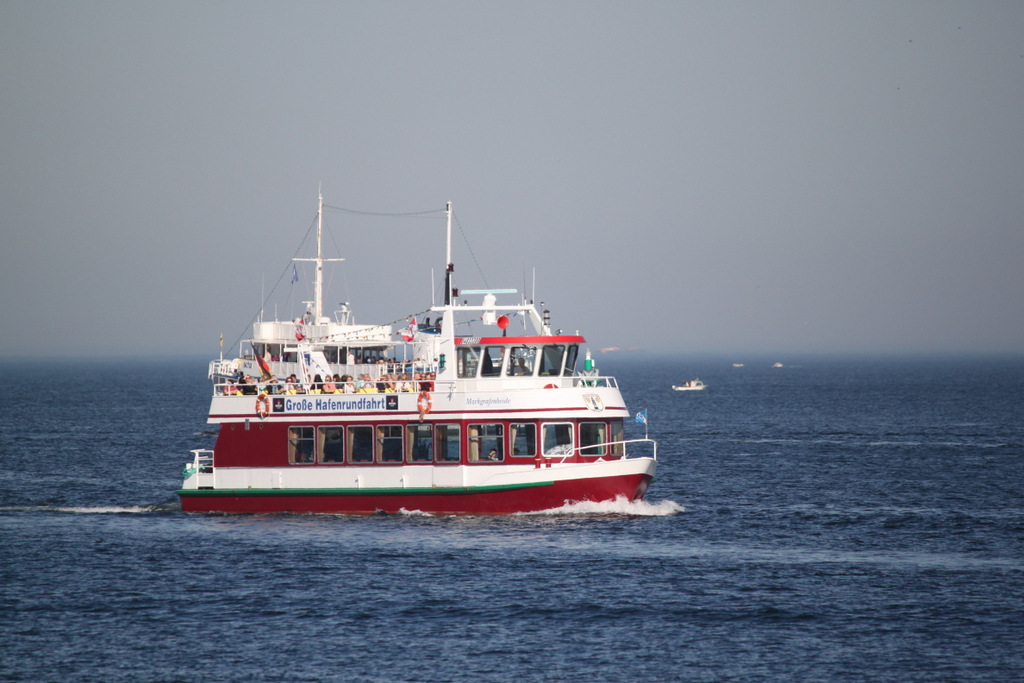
773, 362, 784, 368
672, 378, 706, 391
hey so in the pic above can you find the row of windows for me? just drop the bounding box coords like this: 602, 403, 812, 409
287, 420, 624, 465
457, 344, 579, 379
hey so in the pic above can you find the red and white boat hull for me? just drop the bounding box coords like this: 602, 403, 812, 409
179, 456, 655, 515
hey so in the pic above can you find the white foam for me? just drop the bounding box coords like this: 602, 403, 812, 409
522, 495, 685, 517
396, 507, 435, 517
0, 505, 160, 514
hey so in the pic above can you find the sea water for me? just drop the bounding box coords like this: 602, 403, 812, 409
1, 356, 1022, 682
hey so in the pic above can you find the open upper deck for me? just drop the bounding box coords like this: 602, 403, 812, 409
213, 335, 615, 397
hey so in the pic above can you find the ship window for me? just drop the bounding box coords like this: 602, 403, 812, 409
458, 346, 480, 378
480, 346, 505, 377
348, 426, 373, 463
506, 346, 536, 376
579, 422, 607, 456
563, 345, 579, 376
542, 423, 573, 456
538, 345, 565, 377
468, 423, 503, 462
288, 426, 315, 464
610, 419, 624, 455
509, 423, 536, 457
435, 424, 460, 462
377, 425, 403, 463
319, 426, 345, 463
407, 424, 433, 462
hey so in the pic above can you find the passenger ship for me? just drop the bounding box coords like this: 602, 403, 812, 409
178, 194, 657, 515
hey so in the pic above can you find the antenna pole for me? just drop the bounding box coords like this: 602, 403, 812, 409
444, 201, 453, 306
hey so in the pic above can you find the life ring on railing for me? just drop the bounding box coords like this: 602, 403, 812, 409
255, 394, 270, 419
544, 383, 557, 389
417, 391, 433, 422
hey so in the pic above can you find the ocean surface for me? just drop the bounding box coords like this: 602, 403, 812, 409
2, 355, 1023, 682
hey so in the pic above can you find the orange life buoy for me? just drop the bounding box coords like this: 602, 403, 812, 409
255, 394, 270, 419
417, 390, 433, 422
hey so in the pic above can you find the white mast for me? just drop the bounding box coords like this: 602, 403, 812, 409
294, 188, 344, 323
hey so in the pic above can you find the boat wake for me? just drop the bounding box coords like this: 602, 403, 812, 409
389, 497, 684, 518
0, 503, 180, 515
523, 496, 685, 517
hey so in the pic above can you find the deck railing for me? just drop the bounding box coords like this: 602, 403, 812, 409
210, 372, 619, 395
183, 449, 215, 488
537, 438, 657, 465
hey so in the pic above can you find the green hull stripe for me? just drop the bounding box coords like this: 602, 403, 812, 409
177, 480, 554, 498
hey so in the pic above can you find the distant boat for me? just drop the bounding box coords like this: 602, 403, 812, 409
732, 363, 744, 368
672, 378, 706, 391
773, 362, 784, 368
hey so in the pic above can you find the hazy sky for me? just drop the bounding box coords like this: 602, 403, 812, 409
3, 1, 1023, 357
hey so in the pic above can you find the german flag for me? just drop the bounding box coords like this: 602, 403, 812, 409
255, 353, 273, 381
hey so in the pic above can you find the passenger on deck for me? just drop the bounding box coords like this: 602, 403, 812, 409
262, 376, 280, 394
285, 374, 301, 394
322, 375, 337, 393
357, 374, 378, 393
310, 374, 324, 394
341, 375, 356, 393
239, 375, 258, 395
398, 373, 414, 392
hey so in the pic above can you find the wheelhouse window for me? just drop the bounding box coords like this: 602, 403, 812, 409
435, 424, 461, 462
579, 422, 607, 456
458, 346, 480, 378
538, 345, 565, 377
407, 424, 433, 462
510, 423, 536, 457
288, 426, 315, 464
542, 423, 574, 456
468, 423, 504, 462
319, 426, 345, 463
610, 419, 624, 455
507, 346, 536, 376
377, 425, 403, 462
563, 345, 579, 376
480, 346, 505, 377
348, 426, 373, 463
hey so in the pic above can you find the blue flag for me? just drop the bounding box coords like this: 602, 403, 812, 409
291, 264, 299, 284
635, 410, 647, 425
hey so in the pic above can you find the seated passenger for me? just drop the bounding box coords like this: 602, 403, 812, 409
322, 375, 337, 393
357, 374, 377, 393
239, 375, 258, 395
398, 373, 414, 392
